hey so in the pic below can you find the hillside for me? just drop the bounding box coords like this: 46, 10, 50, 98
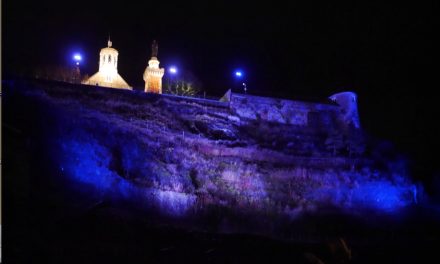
6, 79, 439, 262
5, 78, 416, 216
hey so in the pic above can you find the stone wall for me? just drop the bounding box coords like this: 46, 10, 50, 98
329, 91, 361, 128
230, 93, 340, 127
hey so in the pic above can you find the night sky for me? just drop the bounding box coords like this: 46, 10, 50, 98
3, 2, 438, 183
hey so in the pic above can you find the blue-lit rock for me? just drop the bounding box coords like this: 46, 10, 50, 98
5, 80, 417, 224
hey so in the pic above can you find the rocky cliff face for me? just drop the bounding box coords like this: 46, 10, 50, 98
4, 79, 416, 235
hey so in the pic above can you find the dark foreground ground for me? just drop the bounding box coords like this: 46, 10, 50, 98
3, 176, 440, 264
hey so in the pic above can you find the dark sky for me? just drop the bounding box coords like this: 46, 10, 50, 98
3, 1, 438, 181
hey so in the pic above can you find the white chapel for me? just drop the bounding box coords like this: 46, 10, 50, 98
82, 39, 132, 89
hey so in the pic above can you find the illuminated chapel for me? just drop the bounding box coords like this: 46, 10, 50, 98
82, 39, 132, 89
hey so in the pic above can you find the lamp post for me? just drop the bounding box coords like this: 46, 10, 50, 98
234, 70, 247, 94
73, 53, 82, 83
168, 66, 177, 94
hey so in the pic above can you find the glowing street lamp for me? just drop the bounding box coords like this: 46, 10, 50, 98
169, 66, 178, 74
168, 66, 178, 91
72, 53, 82, 83
234, 70, 247, 94
73, 54, 82, 65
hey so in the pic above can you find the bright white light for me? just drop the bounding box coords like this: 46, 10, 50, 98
76, 62, 79, 65
169, 67, 177, 74
235, 71, 242, 77
73, 54, 82, 61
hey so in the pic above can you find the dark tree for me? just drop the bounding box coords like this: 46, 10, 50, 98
164, 69, 202, 97
34, 64, 84, 84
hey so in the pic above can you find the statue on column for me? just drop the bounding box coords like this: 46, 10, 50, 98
151, 40, 159, 58
144, 39, 164, 94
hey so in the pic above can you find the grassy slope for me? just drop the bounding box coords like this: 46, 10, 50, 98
3, 79, 437, 263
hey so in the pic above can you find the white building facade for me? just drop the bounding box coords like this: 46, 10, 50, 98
82, 39, 132, 89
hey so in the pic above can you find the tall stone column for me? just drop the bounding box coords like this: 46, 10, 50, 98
143, 57, 164, 94
143, 40, 164, 94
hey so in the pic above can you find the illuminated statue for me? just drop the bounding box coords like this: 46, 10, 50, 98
151, 39, 159, 58
143, 40, 165, 94
82, 38, 132, 89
